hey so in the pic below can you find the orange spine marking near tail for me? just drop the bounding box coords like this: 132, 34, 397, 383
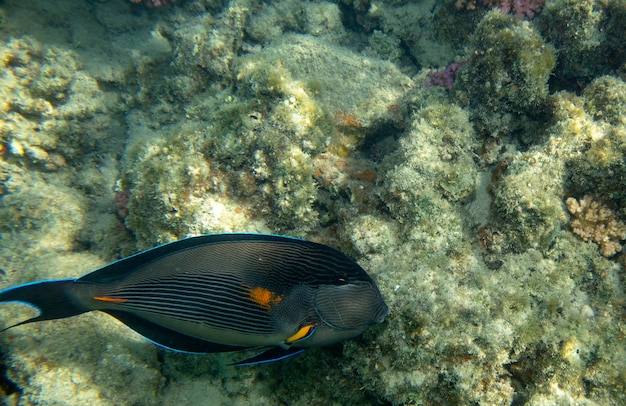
93, 296, 128, 303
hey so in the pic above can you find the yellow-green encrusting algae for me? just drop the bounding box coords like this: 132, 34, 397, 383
0, 0, 624, 405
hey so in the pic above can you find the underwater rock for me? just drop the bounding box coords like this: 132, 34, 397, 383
537, 0, 626, 90
122, 34, 412, 247
457, 11, 555, 138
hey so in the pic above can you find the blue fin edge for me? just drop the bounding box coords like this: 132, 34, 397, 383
232, 347, 305, 366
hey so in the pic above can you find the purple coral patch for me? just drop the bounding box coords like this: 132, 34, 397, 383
425, 62, 467, 90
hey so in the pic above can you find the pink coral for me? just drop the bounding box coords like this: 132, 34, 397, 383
455, 0, 546, 19
425, 62, 467, 90
130, 0, 174, 7
483, 0, 546, 19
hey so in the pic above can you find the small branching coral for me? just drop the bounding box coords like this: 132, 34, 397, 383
565, 196, 626, 257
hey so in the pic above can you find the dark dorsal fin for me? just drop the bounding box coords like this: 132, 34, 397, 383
77, 234, 309, 284
77, 233, 370, 290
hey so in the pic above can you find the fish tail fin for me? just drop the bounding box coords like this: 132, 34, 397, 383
0, 279, 85, 332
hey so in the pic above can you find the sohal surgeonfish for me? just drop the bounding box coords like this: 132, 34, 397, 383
0, 233, 388, 365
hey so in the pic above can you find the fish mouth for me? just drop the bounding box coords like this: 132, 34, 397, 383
373, 301, 389, 324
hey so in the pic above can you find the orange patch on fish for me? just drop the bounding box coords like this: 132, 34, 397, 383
247, 287, 282, 311
93, 296, 128, 303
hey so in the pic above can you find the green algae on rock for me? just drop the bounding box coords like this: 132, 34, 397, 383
246, 0, 347, 45
367, 0, 458, 68
0, 32, 155, 406
583, 75, 626, 126
537, 0, 626, 90
0, 36, 122, 170
457, 11, 555, 139
383, 104, 479, 204
567, 78, 626, 210
121, 34, 412, 248
487, 80, 626, 254
489, 148, 568, 252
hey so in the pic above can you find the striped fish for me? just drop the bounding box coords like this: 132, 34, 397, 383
0, 234, 388, 365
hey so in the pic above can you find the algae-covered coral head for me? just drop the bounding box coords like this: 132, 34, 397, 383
0, 234, 388, 366
460, 11, 555, 113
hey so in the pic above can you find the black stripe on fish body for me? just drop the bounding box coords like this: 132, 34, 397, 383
86, 275, 319, 348
98, 273, 276, 333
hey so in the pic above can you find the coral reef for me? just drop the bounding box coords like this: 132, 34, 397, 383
0, 0, 625, 405
0, 37, 121, 170
456, 10, 555, 138
246, 0, 347, 45
566, 195, 626, 257
122, 33, 411, 248
537, 0, 626, 90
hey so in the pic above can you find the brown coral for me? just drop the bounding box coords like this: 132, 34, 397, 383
565, 196, 626, 257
